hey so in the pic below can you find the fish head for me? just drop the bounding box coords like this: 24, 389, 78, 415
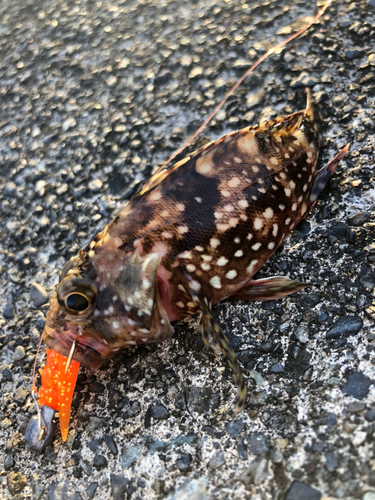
42, 244, 173, 370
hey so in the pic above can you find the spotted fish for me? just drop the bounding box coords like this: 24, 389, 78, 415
42, 89, 348, 415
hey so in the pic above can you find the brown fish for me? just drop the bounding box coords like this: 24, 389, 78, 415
42, 89, 349, 414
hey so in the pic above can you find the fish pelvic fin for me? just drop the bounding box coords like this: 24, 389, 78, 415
310, 144, 350, 205
232, 276, 313, 302
192, 294, 247, 416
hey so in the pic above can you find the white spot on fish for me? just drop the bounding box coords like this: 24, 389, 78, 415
162, 231, 173, 239
186, 264, 196, 272
201, 263, 211, 271
202, 254, 213, 261
210, 237, 220, 248
238, 199, 248, 209
270, 157, 278, 165
224, 204, 234, 212
284, 187, 291, 197
279, 204, 285, 210
217, 257, 228, 266
178, 225, 189, 234
254, 217, 263, 230
177, 301, 185, 308
234, 237, 241, 243
252, 242, 262, 251
263, 207, 273, 219
176, 203, 185, 211
113, 321, 119, 329
268, 242, 275, 250
234, 250, 243, 257
178, 250, 193, 259
292, 203, 297, 211
234, 157, 242, 164
195, 197, 202, 203
189, 280, 201, 291
226, 270, 237, 279
196, 161, 212, 175
228, 177, 241, 187
195, 245, 204, 252
247, 259, 258, 274
289, 180, 296, 189
273, 224, 279, 237
150, 190, 161, 201
210, 276, 221, 289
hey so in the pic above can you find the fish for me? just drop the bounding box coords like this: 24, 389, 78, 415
41, 88, 349, 423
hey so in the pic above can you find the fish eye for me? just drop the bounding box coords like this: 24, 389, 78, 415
57, 277, 98, 316
66, 293, 89, 312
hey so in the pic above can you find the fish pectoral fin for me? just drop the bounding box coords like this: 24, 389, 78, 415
232, 276, 313, 302
192, 293, 247, 416
310, 144, 350, 203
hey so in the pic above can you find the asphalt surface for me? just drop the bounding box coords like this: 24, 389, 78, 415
0, 0, 375, 499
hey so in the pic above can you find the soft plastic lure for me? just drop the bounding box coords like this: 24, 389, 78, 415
36, 349, 80, 441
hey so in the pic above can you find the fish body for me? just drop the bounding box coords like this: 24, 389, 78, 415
42, 89, 348, 413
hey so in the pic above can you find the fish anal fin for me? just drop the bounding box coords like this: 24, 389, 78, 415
232, 276, 313, 302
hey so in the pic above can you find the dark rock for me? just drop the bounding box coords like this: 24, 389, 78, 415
7, 472, 28, 496
29, 282, 49, 306
347, 212, 370, 226
326, 316, 363, 340
364, 409, 375, 422
110, 475, 130, 500
86, 482, 98, 499
342, 372, 373, 400
152, 404, 170, 420
345, 49, 364, 59
325, 452, 338, 472
291, 72, 319, 88
87, 438, 103, 453
226, 420, 244, 438
176, 454, 192, 472
237, 436, 248, 460
187, 386, 220, 414
249, 433, 269, 455
326, 413, 337, 426
347, 402, 366, 413
3, 300, 16, 319
2, 367, 13, 381
47, 482, 83, 500
104, 434, 118, 455
93, 455, 108, 469
4, 452, 14, 470
284, 481, 321, 500
369, 0, 375, 6
270, 363, 284, 373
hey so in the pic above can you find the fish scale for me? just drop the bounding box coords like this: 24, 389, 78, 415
42, 87, 348, 418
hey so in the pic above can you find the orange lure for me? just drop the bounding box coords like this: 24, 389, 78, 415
37, 349, 80, 441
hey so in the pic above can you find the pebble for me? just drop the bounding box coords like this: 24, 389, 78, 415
347, 402, 366, 413
2, 367, 13, 381
47, 481, 83, 500
110, 474, 130, 500
14, 387, 29, 404
291, 72, 319, 88
294, 324, 309, 343
13, 346, 26, 361
325, 451, 338, 471
121, 445, 142, 468
7, 472, 28, 496
93, 454, 108, 469
226, 421, 244, 438
86, 483, 98, 499
352, 431, 367, 446
364, 409, 375, 422
347, 211, 370, 226
4, 452, 14, 470
88, 179, 103, 192
249, 433, 269, 455
104, 434, 118, 455
326, 316, 363, 340
342, 372, 373, 400
152, 404, 170, 420
363, 493, 375, 500
208, 451, 226, 469
29, 282, 49, 306
284, 481, 322, 500
3, 299, 16, 319
165, 476, 208, 500
176, 454, 193, 472
240, 458, 269, 486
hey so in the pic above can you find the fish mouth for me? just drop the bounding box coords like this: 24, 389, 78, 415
42, 324, 116, 370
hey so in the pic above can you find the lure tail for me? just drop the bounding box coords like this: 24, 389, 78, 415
38, 349, 80, 441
